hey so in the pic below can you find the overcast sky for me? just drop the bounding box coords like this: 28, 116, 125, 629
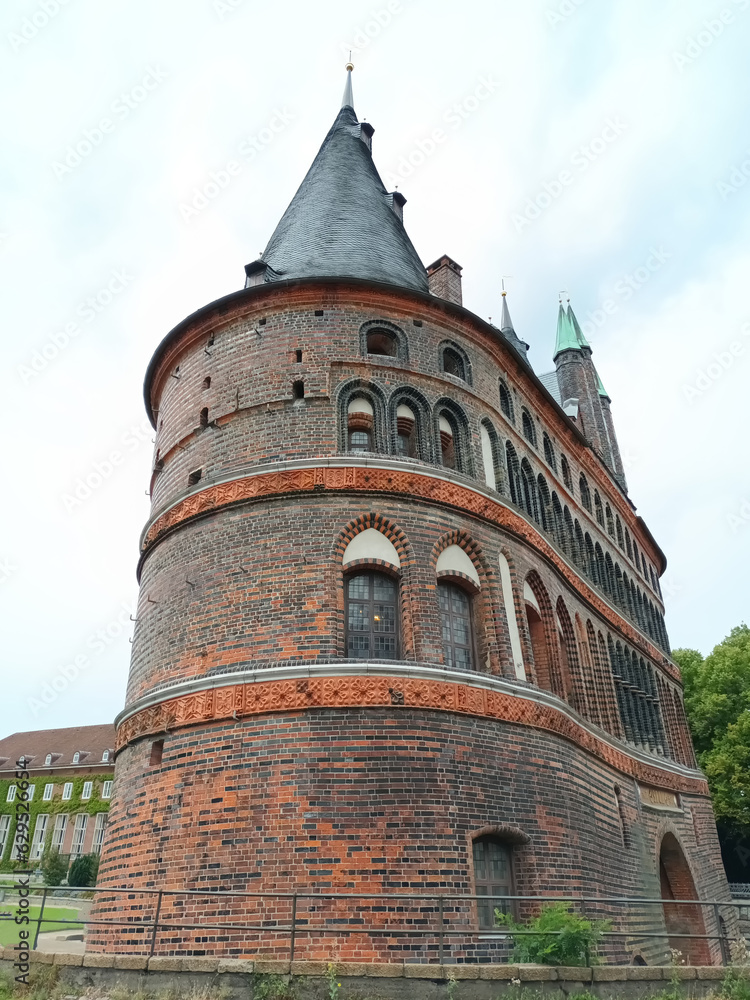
1, 0, 748, 739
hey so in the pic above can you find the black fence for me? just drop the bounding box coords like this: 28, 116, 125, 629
1, 886, 746, 966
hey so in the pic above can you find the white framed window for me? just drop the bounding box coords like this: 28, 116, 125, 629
43, 783, 54, 801
51, 814, 68, 852
102, 781, 113, 800
82, 781, 92, 801
102, 750, 110, 763
72, 752, 80, 765
26, 784, 35, 802
31, 814, 49, 861
62, 782, 73, 801
6, 786, 16, 803
0, 815, 10, 859
71, 814, 88, 857
44, 754, 52, 766
92, 813, 107, 854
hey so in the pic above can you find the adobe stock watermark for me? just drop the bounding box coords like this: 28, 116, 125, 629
61, 419, 152, 512
212, 0, 247, 19
17, 267, 134, 384
577, 246, 672, 340
339, 0, 403, 56
512, 117, 628, 233
682, 322, 750, 404
382, 76, 499, 188
52, 66, 169, 179
673, 0, 748, 72
28, 602, 136, 716
716, 147, 750, 200
7, 0, 72, 53
0, 557, 17, 586
547, 0, 589, 29
179, 107, 295, 222
726, 498, 750, 534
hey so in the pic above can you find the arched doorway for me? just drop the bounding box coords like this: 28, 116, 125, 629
659, 833, 711, 965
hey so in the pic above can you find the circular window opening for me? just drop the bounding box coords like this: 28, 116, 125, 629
367, 329, 398, 357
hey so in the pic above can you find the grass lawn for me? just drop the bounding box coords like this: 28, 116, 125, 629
0, 905, 82, 946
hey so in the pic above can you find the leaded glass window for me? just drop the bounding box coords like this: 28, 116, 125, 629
438, 582, 474, 670
346, 572, 399, 659
473, 837, 513, 928
348, 429, 371, 452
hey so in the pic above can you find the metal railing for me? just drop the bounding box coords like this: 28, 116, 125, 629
1, 885, 745, 965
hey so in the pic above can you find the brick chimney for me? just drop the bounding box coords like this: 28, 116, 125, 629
427, 255, 463, 306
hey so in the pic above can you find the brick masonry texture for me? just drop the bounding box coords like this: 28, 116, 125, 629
91, 276, 731, 965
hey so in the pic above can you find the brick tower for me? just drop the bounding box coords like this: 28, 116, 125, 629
92, 69, 731, 965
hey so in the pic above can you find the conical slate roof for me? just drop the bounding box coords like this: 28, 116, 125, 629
257, 79, 428, 293
553, 302, 579, 358
499, 291, 529, 358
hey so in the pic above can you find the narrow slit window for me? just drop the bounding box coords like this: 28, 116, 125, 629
188, 469, 202, 486
200, 407, 209, 428
202, 376, 211, 389
295, 349, 303, 363
293, 380, 305, 400
149, 740, 164, 767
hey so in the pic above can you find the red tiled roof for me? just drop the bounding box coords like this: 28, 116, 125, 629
0, 724, 115, 773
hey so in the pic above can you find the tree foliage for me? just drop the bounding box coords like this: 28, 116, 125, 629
674, 624, 750, 828
67, 853, 99, 887
40, 849, 68, 887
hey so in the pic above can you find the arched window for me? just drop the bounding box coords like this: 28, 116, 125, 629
438, 581, 474, 670
473, 837, 513, 927
72, 752, 80, 765
345, 571, 399, 659
605, 504, 615, 537
521, 410, 537, 447
543, 432, 556, 471
537, 475, 553, 534
436, 403, 472, 476
579, 474, 592, 512
520, 459, 539, 522
44, 754, 52, 766
360, 320, 407, 361
396, 404, 417, 458
625, 528, 633, 560
499, 379, 514, 421
561, 455, 573, 492
551, 492, 565, 550
480, 419, 502, 491
366, 327, 398, 356
633, 540, 641, 574
347, 398, 374, 452
505, 441, 522, 507
616, 515, 625, 550
594, 491, 604, 527
440, 343, 469, 381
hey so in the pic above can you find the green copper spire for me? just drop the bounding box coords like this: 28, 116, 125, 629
554, 301, 579, 358
597, 370, 610, 399
567, 301, 590, 349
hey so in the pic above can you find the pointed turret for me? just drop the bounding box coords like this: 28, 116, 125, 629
244, 67, 428, 294
498, 290, 529, 359
552, 299, 627, 491
553, 301, 580, 359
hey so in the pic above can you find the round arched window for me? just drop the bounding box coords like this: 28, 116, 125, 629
366, 328, 398, 356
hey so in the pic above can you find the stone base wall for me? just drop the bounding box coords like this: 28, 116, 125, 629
1, 950, 745, 1000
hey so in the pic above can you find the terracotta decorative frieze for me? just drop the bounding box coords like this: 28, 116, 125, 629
141, 464, 674, 677
115, 674, 708, 796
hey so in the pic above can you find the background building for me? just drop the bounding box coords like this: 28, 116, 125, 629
0, 724, 114, 869
91, 70, 731, 964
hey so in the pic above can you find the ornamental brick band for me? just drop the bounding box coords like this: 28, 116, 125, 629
114, 674, 708, 796
140, 463, 677, 680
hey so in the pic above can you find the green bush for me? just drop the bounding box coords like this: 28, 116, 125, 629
40, 849, 68, 887
495, 900, 610, 966
67, 853, 99, 887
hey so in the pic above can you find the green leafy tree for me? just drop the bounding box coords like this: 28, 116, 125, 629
494, 901, 610, 966
40, 848, 68, 887
674, 624, 750, 828
67, 853, 99, 887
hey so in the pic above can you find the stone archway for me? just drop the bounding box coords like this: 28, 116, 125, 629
659, 833, 711, 965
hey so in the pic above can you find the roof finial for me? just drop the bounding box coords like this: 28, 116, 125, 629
342, 57, 354, 110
